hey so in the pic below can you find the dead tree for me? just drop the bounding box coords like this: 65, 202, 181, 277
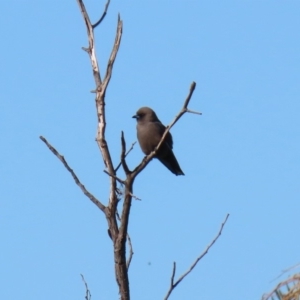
40, 1, 229, 299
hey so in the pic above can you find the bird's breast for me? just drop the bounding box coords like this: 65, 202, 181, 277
137, 123, 163, 155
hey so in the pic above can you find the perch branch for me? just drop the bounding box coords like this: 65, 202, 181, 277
164, 213, 230, 300
132, 81, 200, 177
40, 136, 105, 212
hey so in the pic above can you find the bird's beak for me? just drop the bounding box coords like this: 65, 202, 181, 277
132, 115, 138, 119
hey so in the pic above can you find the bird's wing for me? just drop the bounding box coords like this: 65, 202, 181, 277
156, 121, 173, 149
157, 150, 184, 176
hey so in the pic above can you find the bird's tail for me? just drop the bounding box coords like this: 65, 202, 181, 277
158, 152, 185, 176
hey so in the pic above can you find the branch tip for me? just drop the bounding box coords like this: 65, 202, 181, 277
92, 0, 111, 28
82, 47, 90, 53
164, 213, 229, 300
191, 81, 196, 90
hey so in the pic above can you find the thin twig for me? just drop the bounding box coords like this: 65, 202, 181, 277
103, 170, 125, 184
92, 0, 111, 28
101, 15, 123, 94
115, 139, 136, 173
182, 81, 197, 109
77, 0, 119, 208
164, 213, 230, 300
170, 262, 176, 288
186, 109, 202, 115
81, 274, 92, 300
77, 0, 100, 82
40, 136, 105, 212
271, 262, 300, 282
126, 234, 134, 269
119, 131, 131, 175
129, 193, 141, 201
76, 2, 129, 299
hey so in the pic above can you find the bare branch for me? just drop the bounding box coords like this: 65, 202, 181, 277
104, 170, 125, 185
92, 16, 122, 174
132, 81, 200, 177
115, 138, 136, 173
174, 214, 229, 285
77, 0, 120, 205
119, 131, 131, 175
40, 136, 105, 212
129, 193, 141, 201
82, 47, 90, 53
102, 15, 123, 94
186, 109, 202, 115
183, 81, 197, 109
77, 0, 115, 174
126, 234, 134, 269
81, 274, 92, 300
77, 0, 101, 84
164, 213, 230, 300
169, 262, 176, 291
92, 0, 111, 28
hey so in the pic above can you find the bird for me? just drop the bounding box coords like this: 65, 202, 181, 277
132, 107, 184, 176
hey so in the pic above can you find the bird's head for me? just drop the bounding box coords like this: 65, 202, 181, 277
132, 107, 159, 123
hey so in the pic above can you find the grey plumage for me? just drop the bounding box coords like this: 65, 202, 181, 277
132, 107, 184, 176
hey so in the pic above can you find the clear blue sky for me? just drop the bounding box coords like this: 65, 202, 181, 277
1, 1, 299, 299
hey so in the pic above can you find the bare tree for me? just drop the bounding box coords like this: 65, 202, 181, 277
40, 1, 229, 299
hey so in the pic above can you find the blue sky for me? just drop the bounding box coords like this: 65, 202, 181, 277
1, 1, 300, 299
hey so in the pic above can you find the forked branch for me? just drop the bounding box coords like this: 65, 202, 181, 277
164, 213, 230, 300
116, 82, 201, 290
76, 1, 127, 299
102, 14, 123, 95
115, 135, 136, 173
81, 274, 92, 300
